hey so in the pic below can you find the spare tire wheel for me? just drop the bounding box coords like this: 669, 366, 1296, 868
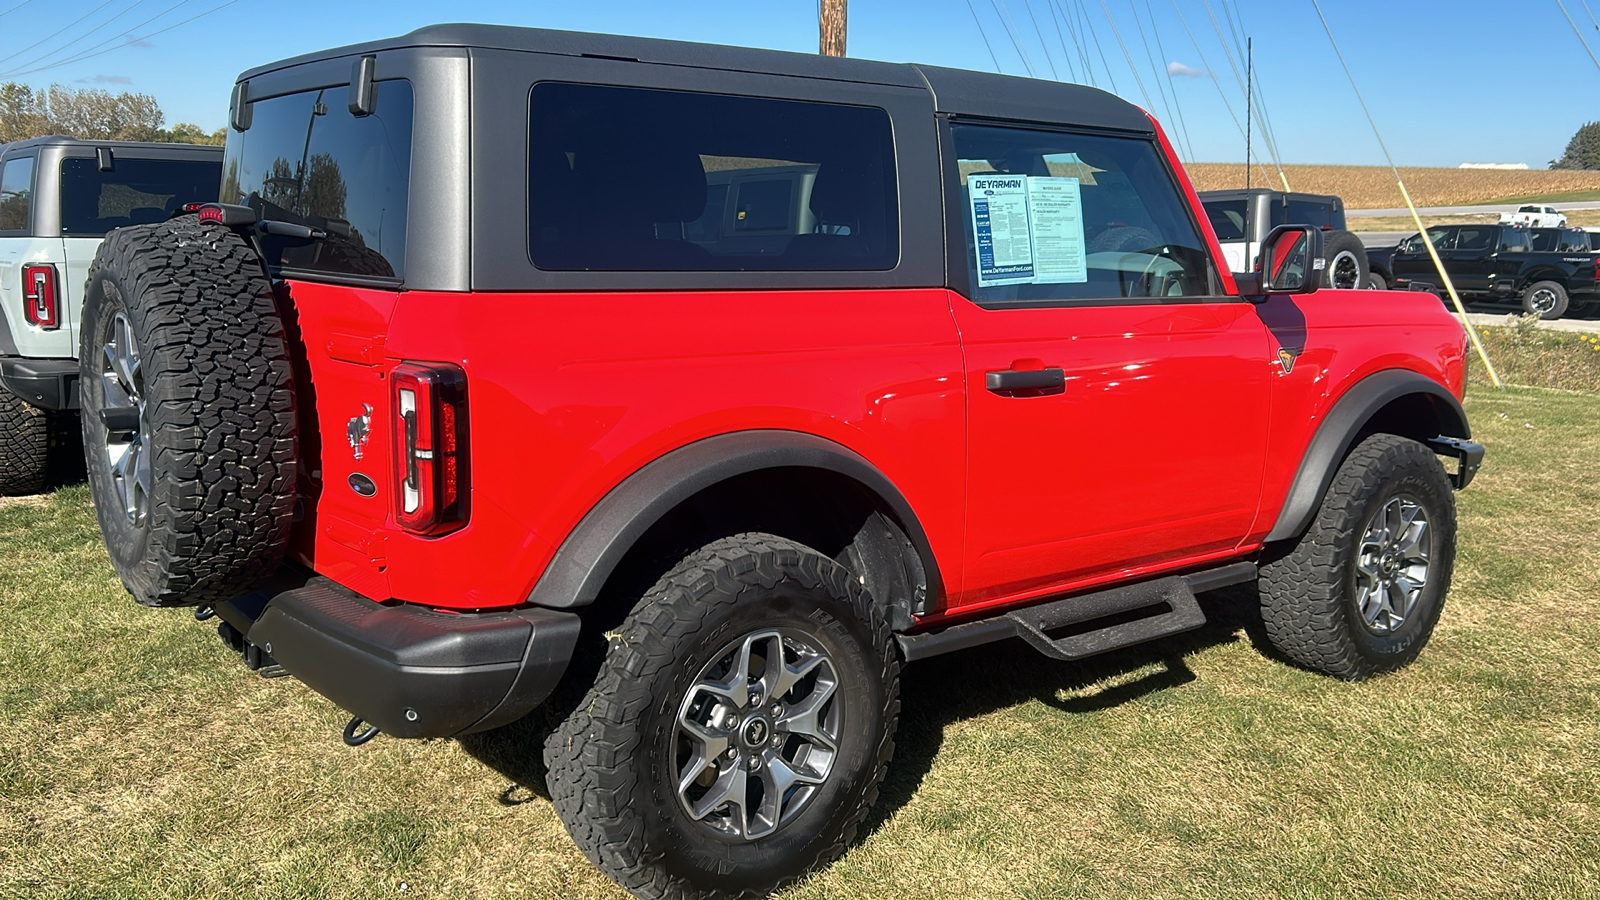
79, 218, 298, 607
1321, 230, 1370, 290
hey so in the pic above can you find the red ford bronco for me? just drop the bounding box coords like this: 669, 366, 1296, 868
80, 25, 1484, 899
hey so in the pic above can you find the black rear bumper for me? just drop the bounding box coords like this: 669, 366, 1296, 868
220, 577, 581, 739
0, 357, 79, 411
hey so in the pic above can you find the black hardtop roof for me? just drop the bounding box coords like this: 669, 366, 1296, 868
0, 135, 223, 155
1197, 188, 1343, 205
238, 23, 1154, 134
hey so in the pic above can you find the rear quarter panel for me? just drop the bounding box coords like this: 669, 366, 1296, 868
365, 287, 968, 610
1243, 287, 1467, 545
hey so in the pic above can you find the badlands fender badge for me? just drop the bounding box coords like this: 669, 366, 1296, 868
347, 404, 373, 459
1277, 347, 1301, 375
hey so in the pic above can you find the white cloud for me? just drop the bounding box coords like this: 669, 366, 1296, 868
1167, 62, 1210, 78
77, 75, 133, 85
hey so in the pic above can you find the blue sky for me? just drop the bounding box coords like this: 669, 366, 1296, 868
2, 0, 1596, 168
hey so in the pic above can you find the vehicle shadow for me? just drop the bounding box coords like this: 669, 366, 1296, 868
46, 413, 87, 490
458, 583, 1272, 826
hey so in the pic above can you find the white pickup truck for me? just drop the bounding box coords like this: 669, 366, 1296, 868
1499, 205, 1568, 228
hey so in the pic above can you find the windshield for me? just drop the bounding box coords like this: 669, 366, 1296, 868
59, 157, 220, 235
221, 80, 413, 282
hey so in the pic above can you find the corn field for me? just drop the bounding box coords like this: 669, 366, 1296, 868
1186, 164, 1600, 210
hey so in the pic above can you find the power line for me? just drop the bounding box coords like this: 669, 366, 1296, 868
1077, 0, 1121, 93
1306, 0, 1500, 387
1169, 0, 1270, 183
992, 0, 1040, 77
0, 0, 119, 68
1127, 0, 1183, 157
1038, 0, 1080, 82
0, 0, 35, 20
1095, 0, 1156, 114
1145, 0, 1197, 162
1049, 0, 1097, 86
4, 0, 150, 76
0, 0, 192, 78
1022, 0, 1060, 79
4, 1, 235, 79
1555, 0, 1600, 73
1199, 0, 1287, 185
965, 0, 1004, 72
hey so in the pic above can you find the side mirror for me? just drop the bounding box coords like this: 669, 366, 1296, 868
1236, 225, 1325, 299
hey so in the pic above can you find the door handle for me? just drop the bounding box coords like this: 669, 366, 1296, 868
986, 367, 1065, 395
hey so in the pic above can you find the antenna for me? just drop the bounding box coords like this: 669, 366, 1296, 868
1245, 37, 1252, 189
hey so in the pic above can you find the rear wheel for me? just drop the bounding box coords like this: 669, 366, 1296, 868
1367, 271, 1388, 291
1521, 280, 1569, 320
0, 390, 48, 496
1322, 230, 1369, 290
546, 533, 899, 899
1257, 434, 1456, 679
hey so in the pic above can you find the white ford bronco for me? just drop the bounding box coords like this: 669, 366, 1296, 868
0, 136, 221, 493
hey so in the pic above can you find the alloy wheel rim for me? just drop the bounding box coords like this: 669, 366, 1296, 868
1330, 250, 1362, 290
1530, 289, 1557, 314
674, 628, 841, 841
1354, 495, 1431, 634
100, 312, 151, 525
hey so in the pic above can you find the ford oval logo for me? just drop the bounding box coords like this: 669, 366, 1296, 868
348, 473, 377, 497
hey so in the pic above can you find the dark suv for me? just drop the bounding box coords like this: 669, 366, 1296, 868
80, 25, 1482, 899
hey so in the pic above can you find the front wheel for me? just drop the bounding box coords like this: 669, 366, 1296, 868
545, 533, 899, 898
1521, 280, 1569, 320
1367, 272, 1389, 291
1257, 434, 1457, 679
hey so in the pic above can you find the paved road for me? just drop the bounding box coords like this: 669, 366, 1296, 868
1358, 231, 1407, 248
1349, 202, 1600, 218
1462, 310, 1600, 333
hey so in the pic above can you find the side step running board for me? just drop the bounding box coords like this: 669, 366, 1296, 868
896, 561, 1257, 663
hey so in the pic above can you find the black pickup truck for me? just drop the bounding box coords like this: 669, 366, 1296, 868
1371, 224, 1600, 319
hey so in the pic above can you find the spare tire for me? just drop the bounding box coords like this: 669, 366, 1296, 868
1322, 230, 1370, 290
79, 218, 298, 607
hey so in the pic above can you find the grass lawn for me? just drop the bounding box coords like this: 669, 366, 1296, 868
3, 385, 1598, 899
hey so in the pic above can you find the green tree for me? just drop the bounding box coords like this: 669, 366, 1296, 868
1551, 121, 1600, 170
0, 81, 220, 143
156, 122, 226, 145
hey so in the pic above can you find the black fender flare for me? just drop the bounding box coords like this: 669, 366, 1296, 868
1265, 369, 1469, 543
525, 430, 944, 612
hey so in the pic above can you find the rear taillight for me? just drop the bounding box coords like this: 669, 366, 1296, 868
1593, 257, 1599, 281
391, 362, 469, 535
22, 264, 58, 329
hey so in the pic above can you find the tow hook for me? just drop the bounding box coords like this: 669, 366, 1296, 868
344, 716, 381, 747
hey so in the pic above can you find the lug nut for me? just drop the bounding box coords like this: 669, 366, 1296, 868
747, 754, 762, 771
769, 703, 781, 716
726, 747, 738, 760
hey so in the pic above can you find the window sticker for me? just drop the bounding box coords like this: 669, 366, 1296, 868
967, 173, 1088, 288
1025, 177, 1088, 284
968, 174, 1034, 286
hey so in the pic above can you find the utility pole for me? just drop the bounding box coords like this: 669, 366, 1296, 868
820, 0, 847, 57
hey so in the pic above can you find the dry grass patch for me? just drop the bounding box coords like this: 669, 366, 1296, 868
3, 385, 1599, 898
1188, 163, 1600, 210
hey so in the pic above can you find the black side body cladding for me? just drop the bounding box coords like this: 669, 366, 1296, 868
244, 578, 582, 738
526, 430, 943, 614
1266, 369, 1471, 543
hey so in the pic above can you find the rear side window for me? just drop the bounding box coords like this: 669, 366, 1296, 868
1498, 229, 1530, 253
1454, 227, 1495, 252
529, 83, 899, 271
1203, 200, 1247, 241
1277, 199, 1338, 230
1559, 230, 1592, 252
1529, 229, 1559, 252
0, 156, 34, 232
59, 157, 222, 235
953, 123, 1214, 305
221, 80, 413, 282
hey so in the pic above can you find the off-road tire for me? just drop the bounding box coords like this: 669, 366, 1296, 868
1321, 230, 1369, 290
1521, 280, 1569, 320
79, 218, 297, 607
1257, 434, 1456, 680
545, 533, 899, 899
0, 390, 48, 496
1367, 271, 1388, 291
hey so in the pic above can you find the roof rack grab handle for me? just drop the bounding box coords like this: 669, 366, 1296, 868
349, 56, 376, 117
